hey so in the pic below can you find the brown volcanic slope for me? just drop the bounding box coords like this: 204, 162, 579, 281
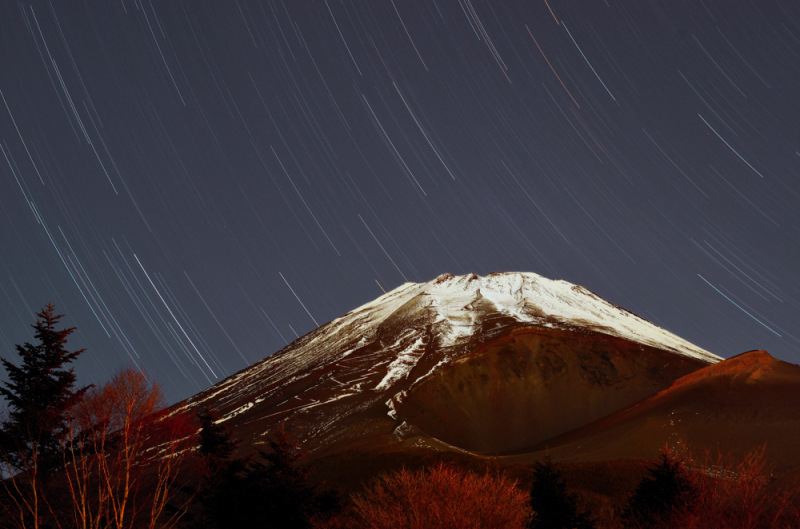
183, 323, 708, 462
523, 350, 800, 470
391, 327, 706, 453
179, 272, 720, 481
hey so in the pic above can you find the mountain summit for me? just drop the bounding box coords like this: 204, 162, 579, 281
184, 272, 719, 457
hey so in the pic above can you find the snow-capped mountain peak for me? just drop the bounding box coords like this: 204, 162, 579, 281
184, 272, 720, 453
346, 272, 719, 363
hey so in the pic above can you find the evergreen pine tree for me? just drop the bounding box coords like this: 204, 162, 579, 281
198, 407, 238, 477
528, 455, 595, 529
0, 304, 90, 471
195, 407, 244, 529
622, 446, 697, 528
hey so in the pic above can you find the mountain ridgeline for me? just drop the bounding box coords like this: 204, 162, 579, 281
182, 271, 778, 462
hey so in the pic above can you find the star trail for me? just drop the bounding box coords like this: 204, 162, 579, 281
1, 1, 799, 402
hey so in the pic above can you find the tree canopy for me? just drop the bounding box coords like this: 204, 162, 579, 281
0, 304, 90, 470
622, 446, 697, 528
528, 455, 595, 529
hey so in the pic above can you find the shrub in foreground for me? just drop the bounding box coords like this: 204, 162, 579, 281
618, 444, 800, 529
674, 446, 799, 529
349, 463, 529, 529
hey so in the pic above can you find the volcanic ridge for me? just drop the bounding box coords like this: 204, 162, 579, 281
183, 272, 741, 458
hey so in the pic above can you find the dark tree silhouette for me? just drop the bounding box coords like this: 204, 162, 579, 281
622, 446, 697, 528
198, 407, 238, 477
528, 455, 595, 529
200, 426, 338, 529
0, 304, 90, 472
194, 407, 244, 529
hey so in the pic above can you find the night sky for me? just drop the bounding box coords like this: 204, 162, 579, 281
1, 0, 799, 403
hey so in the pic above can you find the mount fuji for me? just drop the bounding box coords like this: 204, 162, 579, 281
181, 272, 722, 460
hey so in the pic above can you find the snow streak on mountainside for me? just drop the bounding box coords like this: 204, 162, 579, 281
186, 272, 720, 427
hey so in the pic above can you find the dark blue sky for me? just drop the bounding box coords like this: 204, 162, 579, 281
1, 0, 798, 402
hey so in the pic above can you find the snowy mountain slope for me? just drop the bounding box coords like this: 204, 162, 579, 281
361, 272, 719, 362
182, 272, 720, 453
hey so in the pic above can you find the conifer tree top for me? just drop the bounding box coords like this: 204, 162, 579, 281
622, 446, 697, 528
528, 456, 595, 529
0, 304, 90, 470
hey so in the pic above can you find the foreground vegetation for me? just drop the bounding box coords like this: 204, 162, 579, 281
2, 306, 799, 528
0, 305, 195, 529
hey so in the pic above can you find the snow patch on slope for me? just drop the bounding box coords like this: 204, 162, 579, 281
376, 336, 426, 390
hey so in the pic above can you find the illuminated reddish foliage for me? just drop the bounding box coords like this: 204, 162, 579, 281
614, 445, 800, 529
669, 446, 799, 529
347, 463, 530, 529
1, 366, 195, 529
